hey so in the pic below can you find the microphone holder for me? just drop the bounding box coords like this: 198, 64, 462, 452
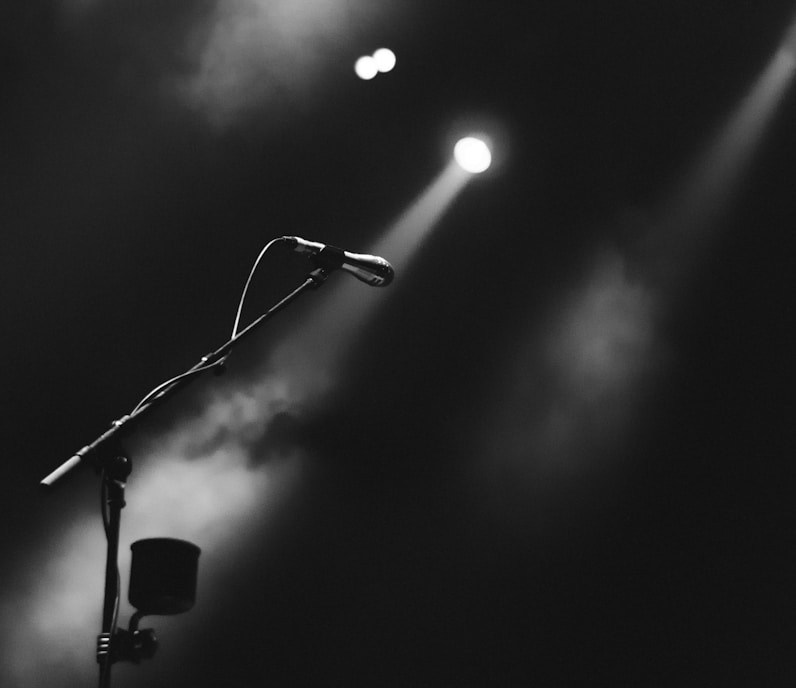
40, 266, 332, 688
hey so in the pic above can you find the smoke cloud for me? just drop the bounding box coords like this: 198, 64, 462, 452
484, 246, 659, 480
539, 249, 658, 461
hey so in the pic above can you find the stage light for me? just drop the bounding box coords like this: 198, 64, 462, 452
354, 55, 378, 80
373, 48, 396, 73
453, 137, 492, 173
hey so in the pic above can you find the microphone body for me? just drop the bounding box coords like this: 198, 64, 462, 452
283, 236, 394, 287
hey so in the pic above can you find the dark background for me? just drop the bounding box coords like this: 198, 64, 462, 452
1, 2, 794, 686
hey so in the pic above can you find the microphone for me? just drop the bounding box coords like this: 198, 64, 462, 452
282, 236, 394, 287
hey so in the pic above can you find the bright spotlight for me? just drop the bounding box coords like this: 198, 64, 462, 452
373, 48, 396, 73
454, 137, 492, 174
355, 55, 378, 80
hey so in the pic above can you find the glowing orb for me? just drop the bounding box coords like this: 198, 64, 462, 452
373, 48, 397, 73
355, 55, 378, 80
454, 137, 492, 173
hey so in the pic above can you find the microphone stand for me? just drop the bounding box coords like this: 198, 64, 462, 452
40, 266, 331, 688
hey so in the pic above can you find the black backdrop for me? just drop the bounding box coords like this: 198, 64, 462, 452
1, 2, 794, 686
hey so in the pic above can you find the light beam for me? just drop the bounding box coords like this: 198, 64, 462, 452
2, 155, 475, 687
470, 18, 796, 525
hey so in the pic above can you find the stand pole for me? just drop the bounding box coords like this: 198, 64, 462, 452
97, 456, 131, 688
38, 266, 333, 688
